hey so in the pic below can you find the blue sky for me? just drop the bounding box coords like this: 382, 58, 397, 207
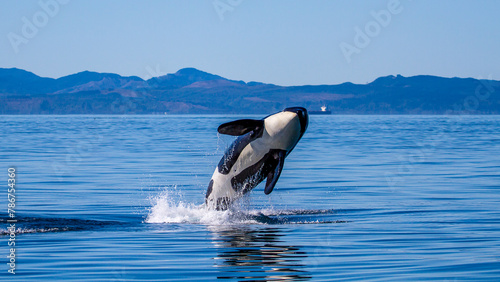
1, 0, 499, 85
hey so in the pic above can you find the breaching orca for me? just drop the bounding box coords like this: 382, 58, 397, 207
205, 107, 308, 210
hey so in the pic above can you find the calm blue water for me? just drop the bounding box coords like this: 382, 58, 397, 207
1, 115, 500, 281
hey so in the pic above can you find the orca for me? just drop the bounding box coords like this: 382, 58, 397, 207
205, 107, 308, 210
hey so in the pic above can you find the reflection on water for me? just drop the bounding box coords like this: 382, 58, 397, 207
209, 226, 311, 281
3, 115, 500, 280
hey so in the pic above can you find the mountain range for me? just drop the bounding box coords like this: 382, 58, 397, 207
1, 67, 499, 114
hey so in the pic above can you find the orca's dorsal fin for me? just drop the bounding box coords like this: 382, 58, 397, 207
264, 150, 286, 195
217, 119, 264, 136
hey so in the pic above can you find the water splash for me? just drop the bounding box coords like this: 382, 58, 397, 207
144, 188, 259, 225
144, 187, 345, 225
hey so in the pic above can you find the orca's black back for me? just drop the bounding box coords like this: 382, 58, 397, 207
217, 127, 264, 175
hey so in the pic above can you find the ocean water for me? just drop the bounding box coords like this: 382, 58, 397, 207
1, 114, 500, 281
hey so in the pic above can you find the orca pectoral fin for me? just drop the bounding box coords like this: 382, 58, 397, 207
264, 150, 286, 195
218, 119, 264, 136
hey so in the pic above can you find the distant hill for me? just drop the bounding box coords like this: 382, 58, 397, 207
0, 67, 499, 114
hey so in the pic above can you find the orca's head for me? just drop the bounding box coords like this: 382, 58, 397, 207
263, 107, 308, 153
283, 107, 308, 140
